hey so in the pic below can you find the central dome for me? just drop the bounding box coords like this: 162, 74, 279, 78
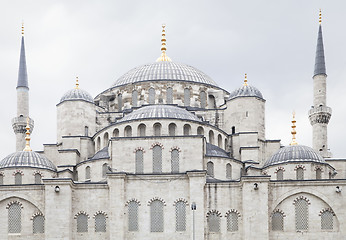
112, 61, 218, 88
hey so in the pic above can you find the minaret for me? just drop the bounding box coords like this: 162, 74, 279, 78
308, 10, 332, 158
12, 23, 34, 151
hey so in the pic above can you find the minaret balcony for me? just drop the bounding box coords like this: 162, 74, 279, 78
308, 106, 332, 125
11, 116, 34, 134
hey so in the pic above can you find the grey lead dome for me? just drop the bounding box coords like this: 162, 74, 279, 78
228, 84, 264, 100
60, 88, 94, 104
112, 61, 218, 88
0, 151, 57, 172
263, 145, 325, 168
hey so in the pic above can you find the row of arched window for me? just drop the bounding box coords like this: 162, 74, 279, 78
207, 210, 240, 233
275, 167, 331, 180
0, 172, 42, 185
207, 162, 233, 179
75, 212, 107, 233
84, 163, 108, 180
272, 197, 335, 232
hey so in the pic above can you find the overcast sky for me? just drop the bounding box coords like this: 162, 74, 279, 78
0, 0, 345, 160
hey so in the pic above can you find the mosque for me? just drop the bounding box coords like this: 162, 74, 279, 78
0, 11, 345, 240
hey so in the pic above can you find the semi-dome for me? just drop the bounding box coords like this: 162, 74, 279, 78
206, 143, 230, 158
60, 88, 94, 104
0, 151, 57, 172
111, 61, 218, 88
228, 84, 263, 100
119, 104, 201, 123
263, 145, 325, 168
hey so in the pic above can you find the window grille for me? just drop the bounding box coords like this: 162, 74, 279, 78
175, 201, 186, 231
295, 199, 308, 230
0, 175, 4, 185
169, 123, 176, 136
149, 88, 155, 104
128, 201, 139, 231
95, 214, 106, 232
85, 166, 91, 180
197, 127, 204, 135
171, 150, 179, 173
33, 215, 44, 233
218, 135, 222, 148
321, 211, 333, 230
167, 87, 173, 104
183, 124, 191, 135
77, 214, 88, 232
227, 212, 238, 232
208, 213, 220, 233
316, 169, 322, 179
207, 162, 214, 177
34, 173, 41, 184
272, 212, 283, 231
150, 200, 164, 232
209, 131, 214, 144
184, 88, 190, 106
226, 164, 232, 179
118, 94, 123, 111
296, 168, 304, 180
136, 150, 144, 174
138, 124, 146, 137
153, 146, 162, 173
8, 203, 21, 233
277, 169, 283, 180
125, 126, 132, 137
200, 91, 206, 108
102, 163, 107, 178
113, 128, 119, 137
15, 172, 22, 185
154, 123, 161, 136
132, 90, 138, 107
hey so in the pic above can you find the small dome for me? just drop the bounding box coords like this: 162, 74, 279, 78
263, 145, 325, 168
206, 143, 230, 158
119, 105, 201, 123
112, 61, 218, 88
228, 84, 263, 100
0, 151, 57, 172
59, 88, 94, 104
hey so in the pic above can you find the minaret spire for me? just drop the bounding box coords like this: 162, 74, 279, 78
314, 9, 326, 77
17, 22, 28, 89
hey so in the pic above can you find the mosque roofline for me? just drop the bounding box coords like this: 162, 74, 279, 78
262, 160, 334, 170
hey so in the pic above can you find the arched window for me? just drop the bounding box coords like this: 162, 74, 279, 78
125, 126, 132, 137
321, 210, 333, 230
168, 123, 176, 136
103, 132, 109, 147
183, 124, 191, 136
231, 126, 236, 134
207, 161, 214, 177
277, 169, 284, 180
34, 173, 41, 184
77, 213, 88, 232
150, 200, 164, 232
113, 128, 119, 137
135, 150, 144, 174
227, 212, 238, 232
295, 199, 309, 231
197, 126, 204, 135
208, 95, 216, 109
132, 90, 138, 107
118, 93, 123, 111
316, 168, 322, 179
226, 163, 232, 179
153, 146, 162, 173
218, 134, 222, 148
84, 126, 89, 136
153, 123, 161, 136
224, 139, 228, 150
102, 163, 108, 178
272, 212, 284, 231
209, 130, 214, 144
0, 174, 3, 185
138, 124, 146, 137
171, 149, 179, 173
33, 215, 44, 233
184, 88, 190, 106
128, 201, 139, 231
166, 87, 173, 104
95, 213, 106, 232
149, 88, 155, 104
8, 203, 21, 233
175, 201, 186, 231
200, 91, 206, 108
15, 172, 22, 185
85, 166, 91, 180
208, 212, 220, 232
296, 167, 304, 180
97, 137, 101, 151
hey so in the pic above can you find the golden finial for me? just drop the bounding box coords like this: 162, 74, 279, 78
319, 9, 322, 24
75, 76, 79, 89
290, 111, 298, 145
156, 24, 172, 62
243, 73, 248, 86
21, 22, 24, 36
23, 117, 32, 151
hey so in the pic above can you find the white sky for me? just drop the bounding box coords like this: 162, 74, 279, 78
1, 0, 345, 160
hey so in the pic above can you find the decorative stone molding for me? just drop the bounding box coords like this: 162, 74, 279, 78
314, 166, 324, 172
293, 196, 311, 205
133, 147, 145, 153
319, 208, 335, 216
147, 197, 166, 206
125, 198, 141, 206
169, 146, 181, 152
173, 198, 188, 206
206, 210, 222, 217
150, 142, 164, 149
31, 212, 44, 220
294, 165, 306, 171
274, 167, 285, 173
33, 170, 43, 177
93, 211, 108, 218
6, 200, 23, 209
74, 211, 90, 219
225, 209, 241, 217
12, 170, 23, 176
271, 209, 286, 217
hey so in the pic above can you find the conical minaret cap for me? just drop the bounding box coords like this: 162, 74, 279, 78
17, 23, 28, 88
313, 10, 326, 77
